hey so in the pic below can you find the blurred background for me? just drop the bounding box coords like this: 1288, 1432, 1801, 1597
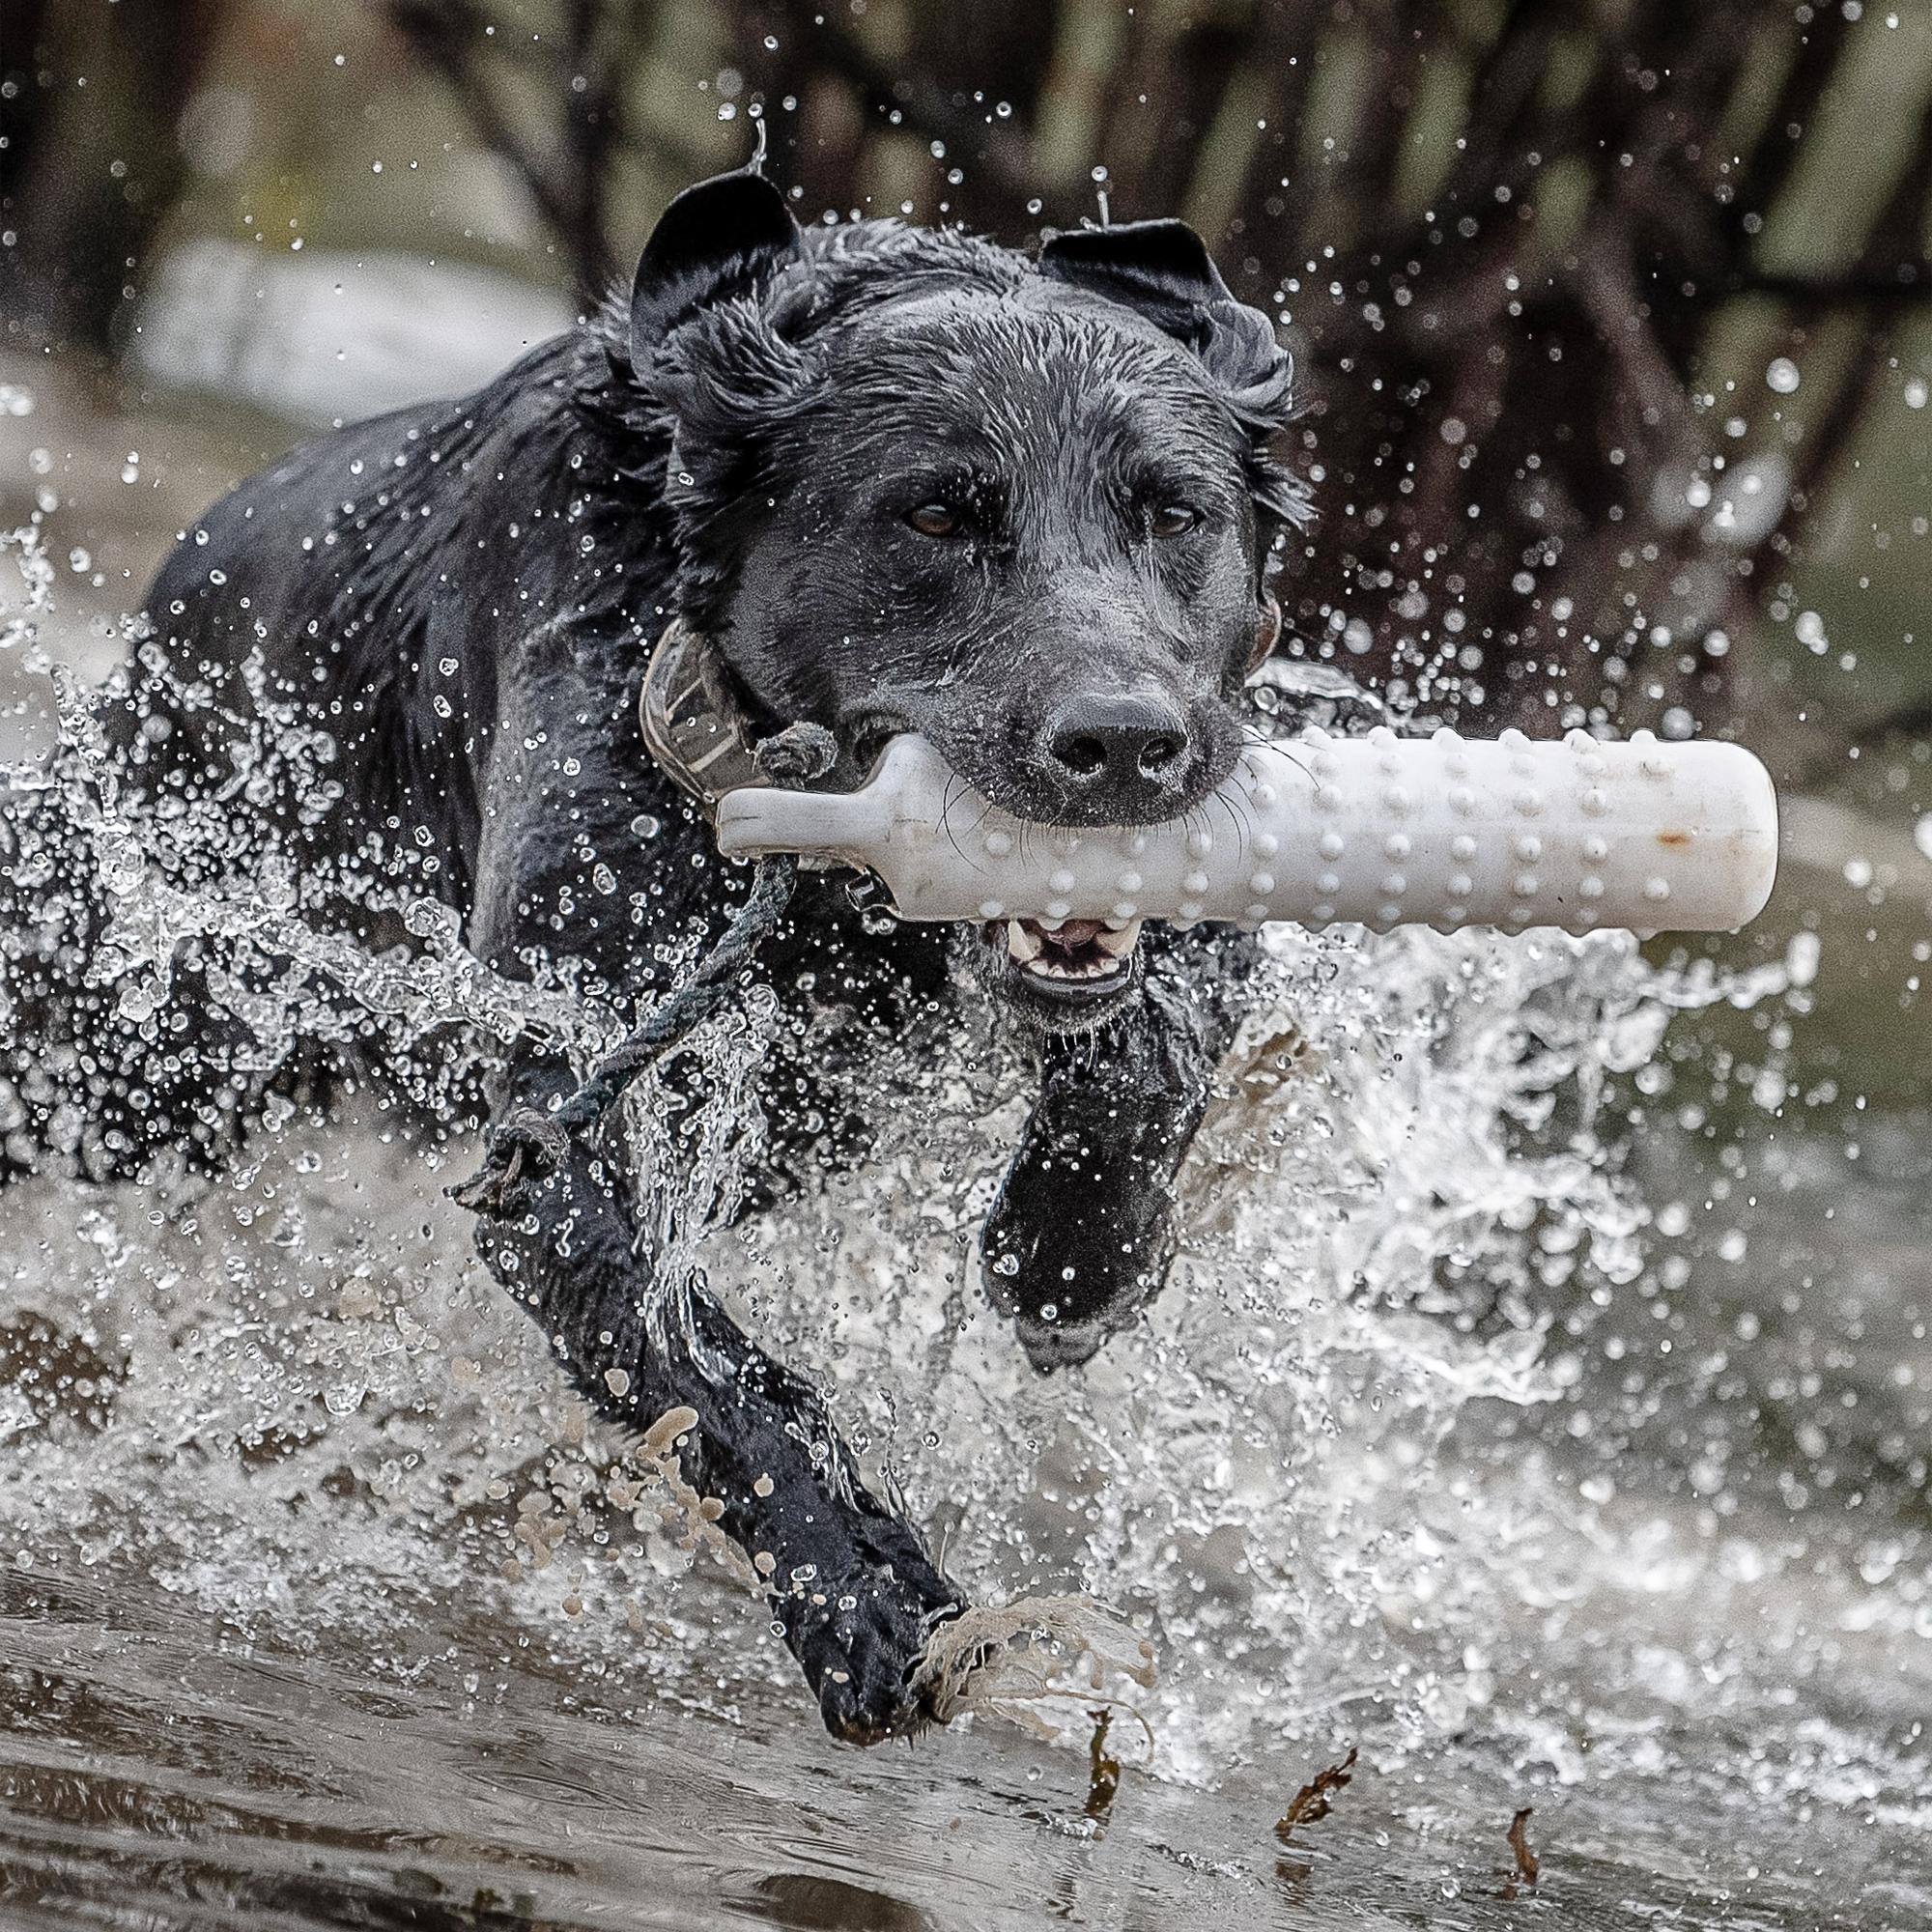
6, 0, 1932, 754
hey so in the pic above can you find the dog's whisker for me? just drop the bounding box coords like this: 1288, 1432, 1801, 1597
938, 773, 976, 868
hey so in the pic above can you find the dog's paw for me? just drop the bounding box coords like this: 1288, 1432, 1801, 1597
784, 1565, 962, 1746
980, 1185, 1175, 1375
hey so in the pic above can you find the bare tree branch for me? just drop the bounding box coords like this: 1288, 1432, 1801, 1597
762, 0, 1038, 213
1730, 9, 1857, 239
386, 0, 615, 294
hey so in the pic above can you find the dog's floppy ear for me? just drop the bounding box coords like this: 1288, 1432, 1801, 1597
1038, 218, 1236, 340
1039, 217, 1284, 402
630, 165, 801, 364
1040, 219, 1309, 528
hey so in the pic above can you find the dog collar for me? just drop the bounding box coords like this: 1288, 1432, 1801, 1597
639, 617, 765, 815
639, 611, 1383, 815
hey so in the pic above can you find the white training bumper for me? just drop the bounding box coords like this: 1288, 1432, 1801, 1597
714, 724, 1779, 936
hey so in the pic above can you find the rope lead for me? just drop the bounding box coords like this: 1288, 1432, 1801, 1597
450, 852, 800, 1220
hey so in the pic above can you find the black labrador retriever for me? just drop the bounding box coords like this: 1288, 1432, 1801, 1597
2, 164, 1306, 1741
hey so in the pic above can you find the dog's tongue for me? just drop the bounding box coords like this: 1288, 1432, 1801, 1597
1037, 918, 1106, 951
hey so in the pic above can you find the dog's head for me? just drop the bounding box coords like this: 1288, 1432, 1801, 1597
626, 166, 1306, 1026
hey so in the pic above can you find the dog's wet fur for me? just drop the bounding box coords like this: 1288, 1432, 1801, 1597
5, 168, 1308, 1741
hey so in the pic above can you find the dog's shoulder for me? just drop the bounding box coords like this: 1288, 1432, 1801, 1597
147, 334, 606, 633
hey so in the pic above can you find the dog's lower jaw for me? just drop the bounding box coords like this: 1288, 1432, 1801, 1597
1008, 973, 1144, 1038
969, 920, 1148, 1036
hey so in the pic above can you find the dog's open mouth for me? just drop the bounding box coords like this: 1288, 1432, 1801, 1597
979, 915, 1145, 1012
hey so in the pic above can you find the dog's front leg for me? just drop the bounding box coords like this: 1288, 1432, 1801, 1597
473, 1049, 965, 1741
981, 939, 1253, 1372
460, 663, 963, 1741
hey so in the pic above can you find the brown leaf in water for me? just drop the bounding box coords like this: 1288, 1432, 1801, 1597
1273, 1745, 1357, 1842
1500, 1805, 1541, 1897
1084, 1708, 1122, 1822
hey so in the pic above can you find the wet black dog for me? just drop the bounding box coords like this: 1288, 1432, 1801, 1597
7, 165, 1306, 1740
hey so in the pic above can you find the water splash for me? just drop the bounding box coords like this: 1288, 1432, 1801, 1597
0, 499, 1912, 1831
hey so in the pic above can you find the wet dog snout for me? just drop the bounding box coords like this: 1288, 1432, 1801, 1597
1042, 693, 1189, 810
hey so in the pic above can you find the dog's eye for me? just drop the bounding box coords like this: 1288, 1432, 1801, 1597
907, 502, 962, 538
1151, 503, 1201, 538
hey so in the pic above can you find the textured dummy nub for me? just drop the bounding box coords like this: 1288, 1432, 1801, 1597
714, 724, 1779, 937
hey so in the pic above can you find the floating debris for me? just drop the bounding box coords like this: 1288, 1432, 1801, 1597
1274, 1745, 1358, 1842
628, 1405, 754, 1586
1500, 1805, 1541, 1898
1084, 1709, 1122, 1823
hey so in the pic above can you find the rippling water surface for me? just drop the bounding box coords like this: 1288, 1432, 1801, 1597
1, 381, 1928, 1930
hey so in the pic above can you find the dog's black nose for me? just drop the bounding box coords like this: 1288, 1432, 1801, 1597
1043, 695, 1189, 798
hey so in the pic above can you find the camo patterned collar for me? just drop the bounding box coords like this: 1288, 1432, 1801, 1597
638, 618, 764, 815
